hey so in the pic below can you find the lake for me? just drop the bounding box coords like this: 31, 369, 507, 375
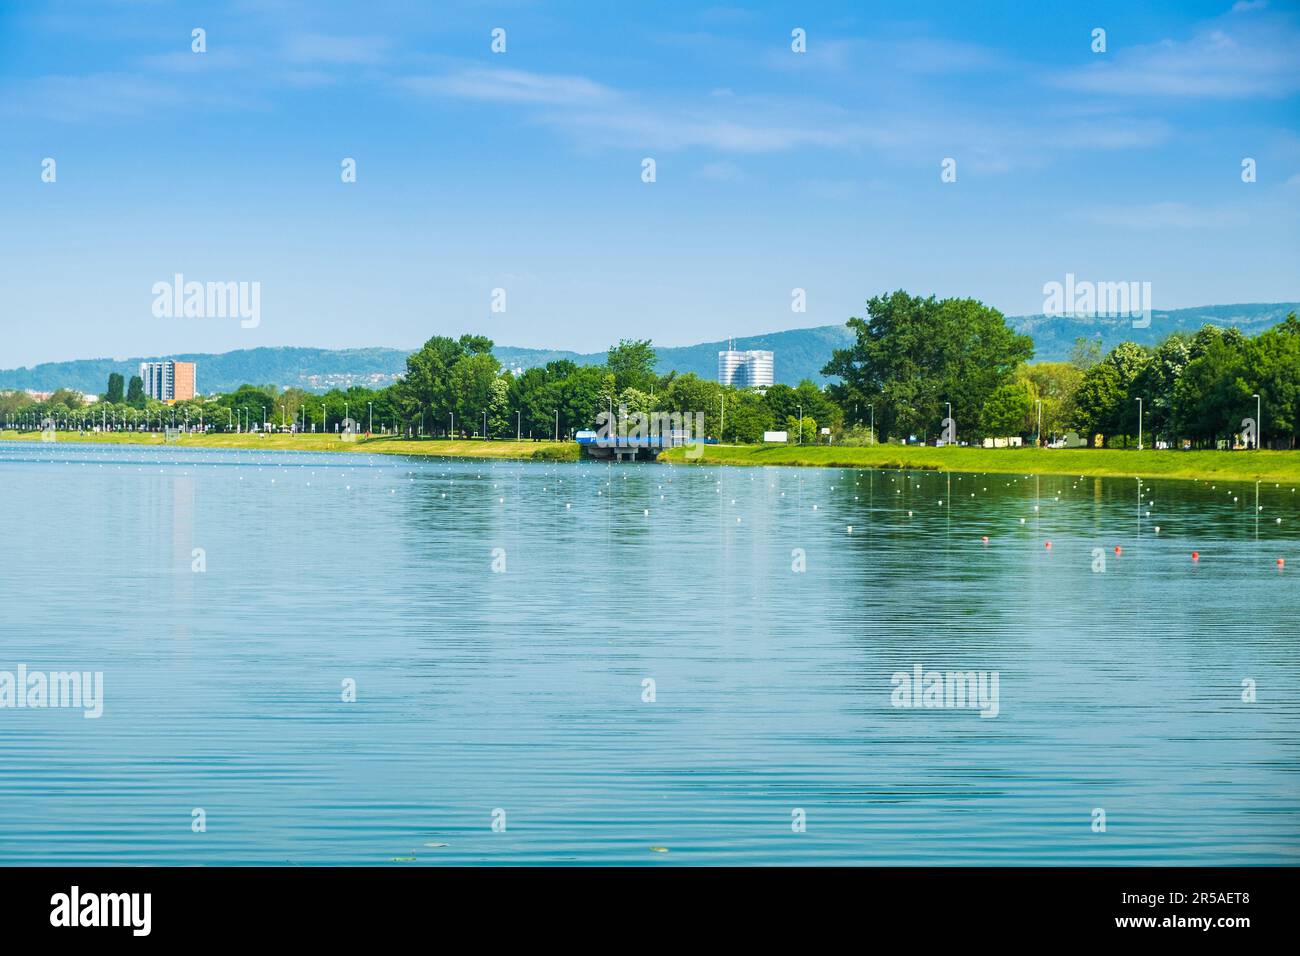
0, 440, 1296, 865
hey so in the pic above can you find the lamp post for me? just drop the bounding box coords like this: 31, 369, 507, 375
1036, 399, 1042, 447
516, 410, 521, 442
797, 404, 803, 444
482, 410, 487, 440
945, 402, 952, 445
1136, 397, 1143, 451
554, 409, 559, 442
1253, 393, 1261, 450
869, 404, 874, 445
368, 402, 373, 434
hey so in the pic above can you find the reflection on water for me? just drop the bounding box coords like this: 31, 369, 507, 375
0, 441, 1296, 865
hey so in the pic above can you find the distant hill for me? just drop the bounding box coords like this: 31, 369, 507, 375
1011, 302, 1300, 363
2, 303, 1294, 396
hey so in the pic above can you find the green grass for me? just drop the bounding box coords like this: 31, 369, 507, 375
0, 429, 580, 462
9, 429, 1296, 482
659, 442, 1300, 483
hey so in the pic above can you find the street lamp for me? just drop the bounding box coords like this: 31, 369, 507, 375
516, 410, 521, 442
945, 402, 952, 444
554, 409, 559, 442
368, 402, 373, 434
869, 404, 874, 445
797, 404, 803, 444
1036, 399, 1043, 447
1253, 393, 1261, 450
1136, 397, 1143, 450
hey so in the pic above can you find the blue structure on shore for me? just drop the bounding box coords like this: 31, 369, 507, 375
575, 431, 715, 461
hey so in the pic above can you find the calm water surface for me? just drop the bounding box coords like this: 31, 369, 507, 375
1, 440, 1297, 865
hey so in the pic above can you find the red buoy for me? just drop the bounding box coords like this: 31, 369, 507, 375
981, 536, 989, 544
1192, 551, 1200, 562
1114, 546, 1122, 556
1044, 541, 1052, 550
1278, 558, 1286, 569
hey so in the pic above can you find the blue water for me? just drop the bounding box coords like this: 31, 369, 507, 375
0, 440, 1296, 865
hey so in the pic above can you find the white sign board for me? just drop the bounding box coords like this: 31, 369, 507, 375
763, 431, 788, 443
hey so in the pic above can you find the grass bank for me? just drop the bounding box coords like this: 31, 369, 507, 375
658, 442, 1300, 483
0, 430, 580, 462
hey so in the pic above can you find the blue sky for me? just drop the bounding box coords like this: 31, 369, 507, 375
1, 0, 1298, 368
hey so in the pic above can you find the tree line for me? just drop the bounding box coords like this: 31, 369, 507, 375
824, 292, 1300, 448
4, 292, 1298, 449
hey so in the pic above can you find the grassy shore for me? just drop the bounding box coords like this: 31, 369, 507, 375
7, 429, 1298, 482
658, 442, 1300, 483
0, 429, 580, 462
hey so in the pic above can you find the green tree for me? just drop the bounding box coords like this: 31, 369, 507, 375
1016, 362, 1083, 439
126, 375, 146, 409
1248, 313, 1300, 448
1072, 362, 1123, 444
395, 335, 468, 428
663, 373, 722, 437
822, 291, 1033, 441
1172, 333, 1250, 447
982, 382, 1032, 437
607, 339, 658, 393
1069, 336, 1103, 370
105, 373, 124, 404
722, 389, 774, 443
1130, 334, 1192, 444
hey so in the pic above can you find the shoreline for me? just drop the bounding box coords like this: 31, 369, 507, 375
659, 443, 1300, 484
0, 430, 579, 462
6, 430, 1300, 483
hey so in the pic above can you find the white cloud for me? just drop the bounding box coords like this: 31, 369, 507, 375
1082, 201, 1252, 229
400, 69, 616, 107
284, 33, 390, 65
1052, 16, 1300, 98
697, 161, 746, 182
1, 72, 185, 121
